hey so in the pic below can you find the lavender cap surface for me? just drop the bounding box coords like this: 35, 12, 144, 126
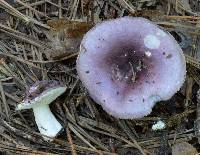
76, 17, 186, 119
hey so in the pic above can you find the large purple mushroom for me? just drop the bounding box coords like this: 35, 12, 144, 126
76, 17, 186, 119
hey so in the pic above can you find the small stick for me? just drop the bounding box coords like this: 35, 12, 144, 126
66, 126, 77, 155
0, 0, 50, 29
195, 89, 200, 144
0, 81, 10, 120
15, 0, 51, 19
0, 0, 30, 23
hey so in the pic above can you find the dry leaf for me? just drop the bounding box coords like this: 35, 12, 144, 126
45, 19, 93, 60
172, 142, 198, 155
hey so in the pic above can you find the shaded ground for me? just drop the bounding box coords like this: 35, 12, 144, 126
0, 0, 200, 154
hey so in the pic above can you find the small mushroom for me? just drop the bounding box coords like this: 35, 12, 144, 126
76, 17, 186, 119
16, 80, 67, 141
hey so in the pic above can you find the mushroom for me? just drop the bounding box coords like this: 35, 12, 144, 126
76, 17, 186, 119
16, 80, 67, 141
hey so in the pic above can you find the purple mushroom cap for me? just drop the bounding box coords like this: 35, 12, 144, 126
76, 17, 186, 119
25, 80, 64, 101
17, 80, 66, 110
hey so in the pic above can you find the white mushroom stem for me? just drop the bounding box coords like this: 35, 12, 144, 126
32, 104, 62, 141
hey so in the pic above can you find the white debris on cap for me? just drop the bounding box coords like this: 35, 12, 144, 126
144, 35, 160, 49
156, 29, 167, 37
144, 51, 152, 57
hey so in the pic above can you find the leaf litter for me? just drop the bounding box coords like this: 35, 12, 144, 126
0, 0, 200, 154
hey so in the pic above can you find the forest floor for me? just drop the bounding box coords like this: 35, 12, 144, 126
0, 0, 200, 155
